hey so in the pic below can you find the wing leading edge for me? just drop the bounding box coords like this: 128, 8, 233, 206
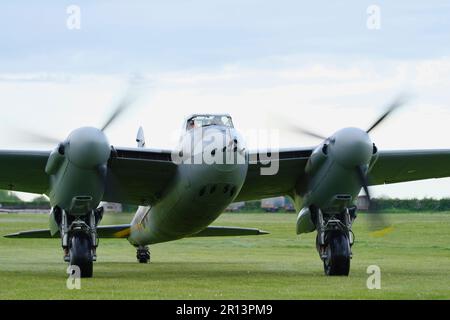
0, 150, 50, 195
235, 148, 312, 202
1, 147, 450, 206
369, 149, 450, 185
101, 147, 178, 206
235, 148, 450, 203
0, 148, 179, 207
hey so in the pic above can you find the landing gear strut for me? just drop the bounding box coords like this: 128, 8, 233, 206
314, 207, 355, 276
136, 246, 151, 263
60, 208, 103, 278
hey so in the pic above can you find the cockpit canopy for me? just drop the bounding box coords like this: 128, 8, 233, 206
185, 114, 234, 131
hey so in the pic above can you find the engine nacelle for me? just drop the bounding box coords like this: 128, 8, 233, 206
296, 207, 316, 235
305, 144, 328, 175
45, 148, 65, 175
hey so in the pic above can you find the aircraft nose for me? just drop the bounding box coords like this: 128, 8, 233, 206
66, 127, 111, 169
201, 127, 245, 171
331, 127, 373, 168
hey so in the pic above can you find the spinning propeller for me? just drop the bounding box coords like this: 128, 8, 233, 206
14, 81, 146, 203
284, 95, 408, 141
280, 95, 410, 232
100, 88, 140, 132
17, 83, 142, 145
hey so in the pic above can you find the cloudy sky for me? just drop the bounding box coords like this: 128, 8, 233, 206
1, 1, 450, 199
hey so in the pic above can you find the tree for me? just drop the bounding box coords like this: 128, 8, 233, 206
0, 190, 21, 202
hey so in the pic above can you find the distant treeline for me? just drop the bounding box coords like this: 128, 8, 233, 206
370, 198, 450, 213
0, 200, 50, 210
230, 198, 450, 213
0, 191, 50, 209
1, 189, 450, 213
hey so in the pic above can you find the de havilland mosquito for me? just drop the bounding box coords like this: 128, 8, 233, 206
2, 93, 450, 278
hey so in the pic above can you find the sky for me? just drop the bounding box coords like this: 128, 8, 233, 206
1, 1, 450, 199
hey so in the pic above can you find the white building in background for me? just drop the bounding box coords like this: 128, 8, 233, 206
100, 202, 123, 212
261, 197, 286, 212
225, 202, 245, 212
357, 196, 370, 211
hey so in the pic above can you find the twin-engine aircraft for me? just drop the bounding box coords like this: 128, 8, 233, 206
2, 95, 450, 278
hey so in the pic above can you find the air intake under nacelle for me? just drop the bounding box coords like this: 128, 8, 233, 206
296, 207, 316, 235
70, 196, 94, 216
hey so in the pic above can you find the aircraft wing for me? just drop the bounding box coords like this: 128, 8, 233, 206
235, 148, 450, 202
0, 150, 50, 195
369, 149, 450, 185
2, 147, 450, 205
108, 147, 312, 205
235, 148, 312, 202
0, 148, 177, 206
102, 147, 178, 205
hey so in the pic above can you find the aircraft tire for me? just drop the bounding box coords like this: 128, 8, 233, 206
137, 247, 151, 264
138, 257, 149, 264
69, 232, 94, 278
323, 231, 350, 276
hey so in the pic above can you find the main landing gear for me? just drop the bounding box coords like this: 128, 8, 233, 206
136, 246, 151, 264
59, 207, 103, 278
314, 207, 356, 276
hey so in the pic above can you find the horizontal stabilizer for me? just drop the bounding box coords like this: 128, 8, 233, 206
4, 228, 52, 238
189, 226, 269, 238
4, 224, 131, 239
5, 225, 267, 239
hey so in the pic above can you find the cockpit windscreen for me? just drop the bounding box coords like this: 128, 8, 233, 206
186, 115, 234, 131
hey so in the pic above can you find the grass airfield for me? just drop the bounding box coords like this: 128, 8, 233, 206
0, 212, 449, 300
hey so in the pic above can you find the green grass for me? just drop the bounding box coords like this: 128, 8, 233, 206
0, 212, 449, 300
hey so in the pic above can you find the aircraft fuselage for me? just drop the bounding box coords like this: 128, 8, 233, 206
128, 125, 248, 245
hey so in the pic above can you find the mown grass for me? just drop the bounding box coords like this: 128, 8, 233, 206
0, 212, 449, 300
